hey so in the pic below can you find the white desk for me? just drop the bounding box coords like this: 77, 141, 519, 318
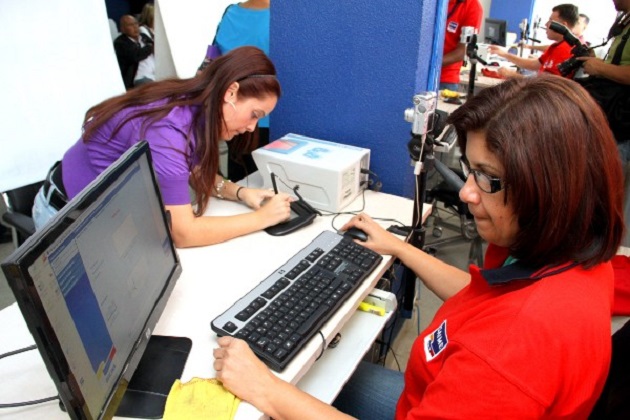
0, 175, 426, 419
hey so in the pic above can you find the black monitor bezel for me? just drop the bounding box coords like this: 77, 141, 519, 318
484, 18, 508, 47
1, 141, 182, 419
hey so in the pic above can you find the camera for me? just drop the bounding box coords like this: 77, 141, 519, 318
548, 21, 591, 77
404, 92, 437, 136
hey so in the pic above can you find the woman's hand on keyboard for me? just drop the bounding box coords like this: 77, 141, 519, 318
341, 213, 406, 257
214, 336, 278, 412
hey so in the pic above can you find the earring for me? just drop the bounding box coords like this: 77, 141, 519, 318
227, 100, 236, 111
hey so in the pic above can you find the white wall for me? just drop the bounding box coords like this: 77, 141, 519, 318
0, 0, 124, 192
155, 0, 234, 79
0, 0, 236, 192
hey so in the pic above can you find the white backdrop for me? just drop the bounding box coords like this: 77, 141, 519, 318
0, 0, 124, 192
0, 0, 234, 192
155, 0, 234, 79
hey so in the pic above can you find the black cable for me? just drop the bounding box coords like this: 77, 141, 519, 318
274, 172, 405, 234
0, 344, 36, 360
316, 331, 326, 361
388, 346, 402, 372
360, 168, 382, 192
0, 396, 60, 409
0, 345, 60, 409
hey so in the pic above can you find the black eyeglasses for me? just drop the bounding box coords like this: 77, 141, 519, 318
459, 158, 505, 194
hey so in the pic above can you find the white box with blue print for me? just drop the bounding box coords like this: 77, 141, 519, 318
252, 133, 371, 212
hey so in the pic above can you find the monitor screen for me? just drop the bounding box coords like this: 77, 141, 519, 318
1, 141, 182, 419
485, 18, 507, 47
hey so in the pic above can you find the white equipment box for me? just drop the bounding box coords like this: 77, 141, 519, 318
252, 133, 371, 212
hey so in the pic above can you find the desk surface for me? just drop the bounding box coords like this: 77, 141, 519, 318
0, 174, 424, 419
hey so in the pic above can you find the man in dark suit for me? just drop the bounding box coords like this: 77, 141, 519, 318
114, 15, 153, 90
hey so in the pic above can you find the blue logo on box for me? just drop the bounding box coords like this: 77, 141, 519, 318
304, 147, 330, 159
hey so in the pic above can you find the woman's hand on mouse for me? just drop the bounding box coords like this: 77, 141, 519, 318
341, 213, 405, 256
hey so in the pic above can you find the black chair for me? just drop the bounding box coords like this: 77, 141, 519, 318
589, 319, 630, 419
1, 181, 43, 247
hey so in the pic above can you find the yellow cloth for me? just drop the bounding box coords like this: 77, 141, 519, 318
163, 377, 240, 420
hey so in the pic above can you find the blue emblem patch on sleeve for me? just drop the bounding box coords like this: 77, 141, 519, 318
424, 320, 448, 361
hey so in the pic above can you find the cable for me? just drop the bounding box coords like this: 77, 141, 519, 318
316, 331, 326, 361
0, 396, 60, 409
360, 168, 382, 192
274, 172, 405, 234
0, 345, 60, 409
388, 347, 402, 372
0, 344, 36, 360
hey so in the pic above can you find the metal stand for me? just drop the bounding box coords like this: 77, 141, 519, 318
399, 57, 488, 316
400, 137, 432, 317
465, 34, 487, 99
399, 93, 438, 317
400, 96, 467, 316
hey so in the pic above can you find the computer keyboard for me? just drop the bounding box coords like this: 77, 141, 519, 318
211, 230, 383, 371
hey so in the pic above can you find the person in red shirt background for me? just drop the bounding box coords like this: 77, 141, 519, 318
440, 0, 483, 91
489, 3, 579, 78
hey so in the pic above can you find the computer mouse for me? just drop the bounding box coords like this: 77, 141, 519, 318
343, 227, 368, 242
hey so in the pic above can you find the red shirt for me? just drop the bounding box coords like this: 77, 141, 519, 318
441, 0, 483, 84
539, 40, 573, 76
396, 244, 614, 419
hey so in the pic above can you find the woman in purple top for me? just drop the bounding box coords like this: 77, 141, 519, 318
34, 46, 292, 248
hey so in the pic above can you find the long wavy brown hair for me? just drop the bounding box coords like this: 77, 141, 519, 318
81, 46, 281, 215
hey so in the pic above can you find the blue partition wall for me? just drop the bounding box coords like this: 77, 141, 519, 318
489, 0, 535, 36
269, 0, 440, 199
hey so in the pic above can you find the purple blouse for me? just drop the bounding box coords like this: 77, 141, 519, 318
62, 103, 199, 205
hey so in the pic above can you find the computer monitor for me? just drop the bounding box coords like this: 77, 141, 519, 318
485, 18, 507, 47
1, 141, 186, 419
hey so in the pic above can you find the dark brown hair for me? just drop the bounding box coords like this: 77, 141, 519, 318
553, 3, 579, 27
447, 75, 624, 268
82, 46, 281, 215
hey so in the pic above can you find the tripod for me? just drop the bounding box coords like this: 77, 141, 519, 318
399, 94, 474, 316
399, 84, 485, 315
465, 34, 488, 100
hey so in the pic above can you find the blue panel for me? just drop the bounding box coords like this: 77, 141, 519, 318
427, 0, 450, 92
270, 0, 439, 199
489, 0, 535, 35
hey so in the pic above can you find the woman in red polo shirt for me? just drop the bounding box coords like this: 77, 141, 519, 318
213, 76, 624, 419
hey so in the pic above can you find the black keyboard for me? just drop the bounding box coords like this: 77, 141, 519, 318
211, 230, 383, 371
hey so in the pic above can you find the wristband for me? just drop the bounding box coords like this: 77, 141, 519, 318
236, 186, 245, 201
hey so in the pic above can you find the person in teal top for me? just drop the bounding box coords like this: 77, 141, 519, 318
213, 0, 271, 180
214, 1, 270, 56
